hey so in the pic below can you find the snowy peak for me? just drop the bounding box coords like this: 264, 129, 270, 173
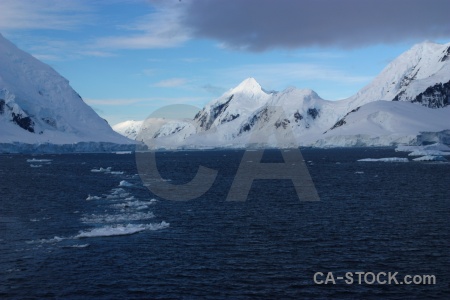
230, 77, 266, 96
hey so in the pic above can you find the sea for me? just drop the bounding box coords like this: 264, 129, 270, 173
0, 148, 449, 299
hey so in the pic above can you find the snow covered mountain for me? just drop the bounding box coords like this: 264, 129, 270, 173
0, 33, 134, 152
115, 41, 450, 149
112, 120, 144, 140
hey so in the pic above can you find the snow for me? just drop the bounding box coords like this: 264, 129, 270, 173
358, 157, 409, 162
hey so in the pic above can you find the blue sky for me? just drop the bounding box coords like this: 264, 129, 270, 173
1, 0, 449, 125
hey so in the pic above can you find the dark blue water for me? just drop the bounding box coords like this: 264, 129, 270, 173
0, 148, 449, 299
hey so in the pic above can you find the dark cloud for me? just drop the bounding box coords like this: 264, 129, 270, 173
181, 0, 450, 51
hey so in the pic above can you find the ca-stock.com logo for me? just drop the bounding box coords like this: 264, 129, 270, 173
135, 104, 320, 202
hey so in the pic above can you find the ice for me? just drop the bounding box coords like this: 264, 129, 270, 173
86, 194, 102, 201
358, 157, 409, 162
80, 212, 155, 223
26, 158, 52, 163
110, 171, 124, 175
115, 151, 132, 154
75, 222, 169, 238
113, 200, 154, 209
30, 164, 42, 168
408, 149, 450, 156
91, 167, 112, 173
413, 155, 447, 161
354, 171, 364, 174
119, 180, 133, 187
26, 236, 66, 244
63, 244, 90, 248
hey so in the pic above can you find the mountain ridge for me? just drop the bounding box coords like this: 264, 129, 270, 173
118, 40, 450, 149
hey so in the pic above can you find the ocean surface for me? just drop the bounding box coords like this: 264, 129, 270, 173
0, 148, 449, 299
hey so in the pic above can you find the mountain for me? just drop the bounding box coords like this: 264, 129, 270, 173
115, 41, 450, 149
0, 33, 134, 152
113, 120, 144, 140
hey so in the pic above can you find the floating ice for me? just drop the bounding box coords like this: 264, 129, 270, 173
119, 180, 133, 187
408, 150, 450, 156
110, 171, 124, 175
30, 164, 42, 168
90, 167, 112, 173
75, 222, 169, 238
413, 155, 447, 161
115, 151, 132, 154
64, 244, 90, 248
80, 212, 155, 223
26, 158, 52, 163
86, 194, 102, 201
354, 171, 364, 174
26, 236, 66, 244
358, 157, 409, 162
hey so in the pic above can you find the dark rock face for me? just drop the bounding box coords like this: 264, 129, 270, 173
294, 111, 303, 122
220, 113, 240, 124
393, 80, 450, 108
41, 117, 57, 128
325, 107, 361, 133
238, 107, 269, 135
0, 99, 5, 114
195, 95, 234, 130
12, 112, 34, 133
440, 46, 450, 62
274, 118, 290, 129
307, 108, 320, 119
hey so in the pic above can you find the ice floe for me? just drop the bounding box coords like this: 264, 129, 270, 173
119, 180, 133, 187
358, 157, 409, 162
80, 212, 155, 224
26, 158, 52, 163
90, 167, 111, 173
86, 194, 102, 201
110, 171, 124, 175
30, 164, 42, 168
408, 149, 450, 156
412, 155, 447, 162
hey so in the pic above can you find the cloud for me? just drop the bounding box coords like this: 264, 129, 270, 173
152, 78, 188, 88
180, 0, 450, 51
95, 2, 189, 49
0, 0, 91, 31
201, 84, 227, 96
223, 63, 373, 85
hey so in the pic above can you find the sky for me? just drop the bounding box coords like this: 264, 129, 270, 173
1, 0, 450, 126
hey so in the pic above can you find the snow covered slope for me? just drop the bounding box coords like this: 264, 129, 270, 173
0, 33, 133, 152
316, 101, 450, 147
115, 41, 450, 149
112, 120, 143, 140
344, 41, 450, 110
